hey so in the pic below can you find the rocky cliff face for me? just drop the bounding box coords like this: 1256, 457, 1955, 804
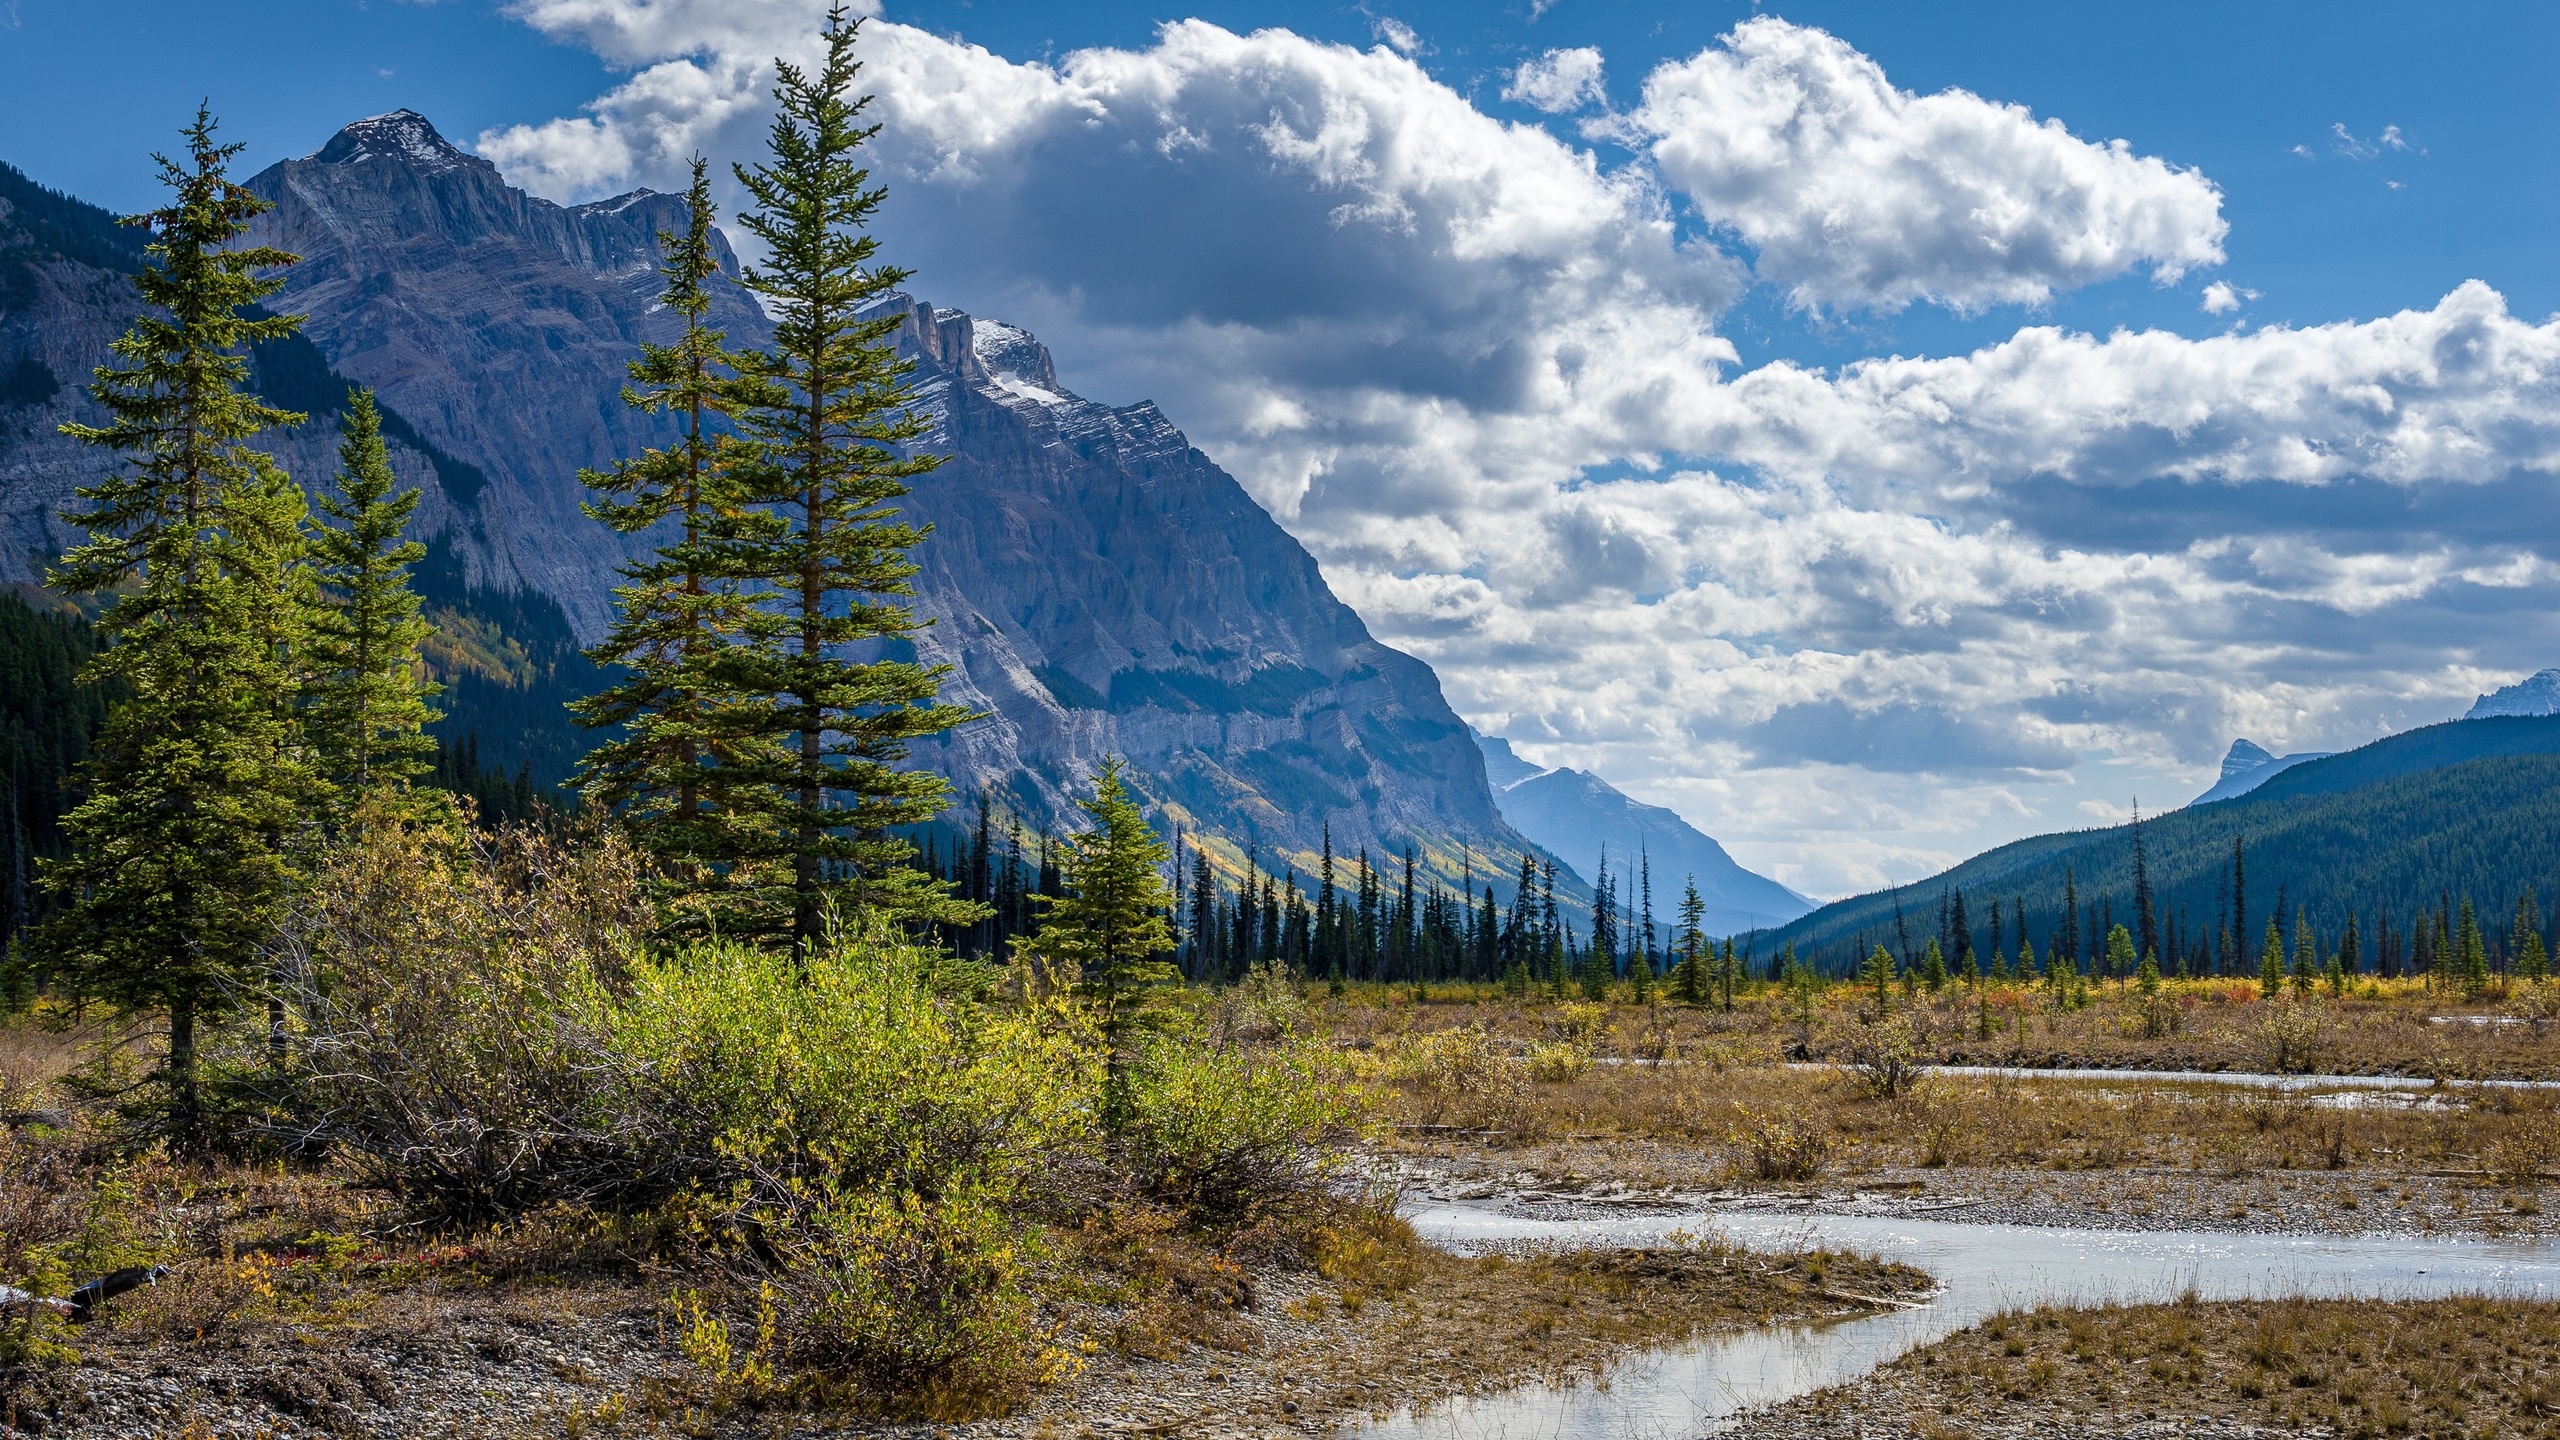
8, 114, 1537, 885
242, 112, 768, 634
877, 296, 1527, 877
0, 157, 450, 590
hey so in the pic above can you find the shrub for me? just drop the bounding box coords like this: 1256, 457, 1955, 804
1122, 1034, 1364, 1225
1729, 1112, 1830, 1182
1526, 1041, 1591, 1084
275, 817, 1361, 1409
1386, 1026, 1528, 1134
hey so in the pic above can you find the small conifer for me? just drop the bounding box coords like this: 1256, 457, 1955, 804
306, 389, 443, 826
1016, 757, 1177, 1129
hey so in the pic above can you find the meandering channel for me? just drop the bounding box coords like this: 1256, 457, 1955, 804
1351, 1201, 2560, 1438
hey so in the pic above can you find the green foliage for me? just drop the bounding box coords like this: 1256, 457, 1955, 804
714, 6, 980, 948
38, 110, 318, 1144
2259, 919, 2287, 998
1671, 881, 1708, 1005
573, 160, 771, 924
1576, 947, 1610, 1001
2104, 925, 2137, 979
306, 389, 443, 825
1863, 943, 1896, 1008
2458, 896, 2490, 997
1122, 1033, 1361, 1225
279, 813, 1352, 1405
1920, 937, 1948, 993
1017, 756, 1176, 1129
0, 595, 117, 961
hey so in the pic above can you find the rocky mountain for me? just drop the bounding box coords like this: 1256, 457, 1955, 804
1472, 730, 1812, 935
2189, 737, 2334, 807
3, 114, 1545, 890
2468, 668, 2560, 720
873, 295, 1532, 880
243, 111, 769, 632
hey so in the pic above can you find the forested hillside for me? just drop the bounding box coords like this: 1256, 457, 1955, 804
1760, 716, 2560, 977
0, 592, 114, 955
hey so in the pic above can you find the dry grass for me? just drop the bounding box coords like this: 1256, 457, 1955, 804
1769, 1295, 2560, 1439
1320, 975, 2560, 1080
1341, 988, 2560, 1183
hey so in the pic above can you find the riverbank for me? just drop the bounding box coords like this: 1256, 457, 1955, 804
1734, 1294, 2560, 1439
2, 1221, 1929, 1438
1398, 1145, 2560, 1240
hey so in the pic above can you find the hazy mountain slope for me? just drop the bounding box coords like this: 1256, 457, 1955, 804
1471, 730, 1811, 934
1761, 715, 2560, 968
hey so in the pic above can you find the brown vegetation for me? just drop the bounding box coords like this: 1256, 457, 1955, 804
1752, 1295, 2560, 1439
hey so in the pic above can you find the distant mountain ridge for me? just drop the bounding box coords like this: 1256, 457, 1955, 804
2469, 668, 2560, 719
1760, 714, 2560, 970
1472, 730, 1812, 935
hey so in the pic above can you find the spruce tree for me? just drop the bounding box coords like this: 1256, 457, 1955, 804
719, 7, 980, 953
2258, 918, 2287, 999
2291, 908, 2319, 997
575, 159, 770, 909
1016, 757, 1177, 1129
39, 111, 317, 1144
1671, 880, 1707, 1004
2457, 897, 2490, 997
306, 389, 441, 822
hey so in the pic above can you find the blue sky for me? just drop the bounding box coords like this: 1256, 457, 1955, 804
5, 1, 2557, 897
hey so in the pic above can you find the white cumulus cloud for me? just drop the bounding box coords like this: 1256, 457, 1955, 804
1617, 17, 2228, 314
1503, 46, 1605, 113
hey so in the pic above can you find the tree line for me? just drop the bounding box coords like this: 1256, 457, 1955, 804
1822, 811, 2553, 1001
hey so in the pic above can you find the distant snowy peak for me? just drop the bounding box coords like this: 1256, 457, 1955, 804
2467, 668, 2560, 720
2190, 737, 2332, 807
311, 110, 487, 177
970, 318, 1064, 403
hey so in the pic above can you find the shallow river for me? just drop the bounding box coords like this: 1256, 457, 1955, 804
1351, 1201, 2560, 1438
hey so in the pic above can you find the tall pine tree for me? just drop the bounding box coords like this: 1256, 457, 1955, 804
306, 389, 441, 823
719, 10, 980, 952
574, 159, 767, 911
40, 111, 317, 1142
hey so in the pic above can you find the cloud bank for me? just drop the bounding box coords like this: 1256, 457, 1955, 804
473, 3, 2560, 897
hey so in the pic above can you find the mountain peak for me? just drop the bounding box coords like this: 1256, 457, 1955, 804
2466, 667, 2560, 720
2220, 738, 2276, 781
311, 110, 484, 177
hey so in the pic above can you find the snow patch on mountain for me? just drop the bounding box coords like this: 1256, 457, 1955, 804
2467, 668, 2560, 720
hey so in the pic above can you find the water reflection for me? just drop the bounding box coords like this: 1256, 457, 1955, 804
1352, 1202, 2560, 1439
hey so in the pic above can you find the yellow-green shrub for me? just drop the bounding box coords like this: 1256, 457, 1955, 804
1121, 1035, 1364, 1224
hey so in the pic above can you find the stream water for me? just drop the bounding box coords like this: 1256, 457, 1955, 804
1793, 1061, 2560, 1092
1350, 1201, 2560, 1438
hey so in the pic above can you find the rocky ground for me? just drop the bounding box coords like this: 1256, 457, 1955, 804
1, 1237, 1929, 1439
